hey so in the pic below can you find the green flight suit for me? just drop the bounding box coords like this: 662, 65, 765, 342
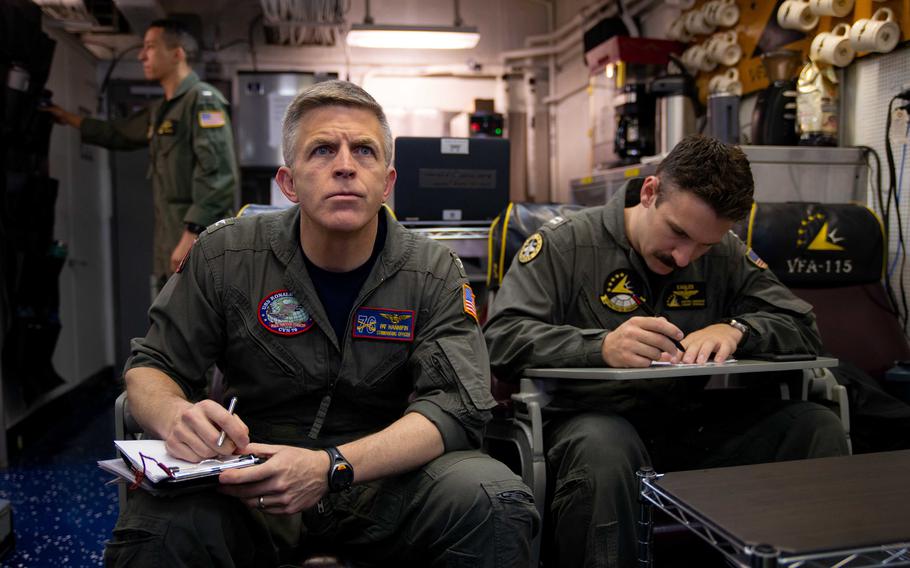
80, 71, 238, 277
105, 207, 539, 567
483, 180, 848, 568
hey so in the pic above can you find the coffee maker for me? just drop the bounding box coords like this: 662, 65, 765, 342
650, 71, 700, 155
751, 50, 802, 145
614, 83, 655, 163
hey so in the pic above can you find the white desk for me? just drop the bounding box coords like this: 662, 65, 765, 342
522, 357, 839, 381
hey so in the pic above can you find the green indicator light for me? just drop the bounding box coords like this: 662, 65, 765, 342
495, 128, 502, 135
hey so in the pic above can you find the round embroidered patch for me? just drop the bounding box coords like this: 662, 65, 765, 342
258, 290, 313, 335
599, 270, 643, 313
518, 233, 543, 263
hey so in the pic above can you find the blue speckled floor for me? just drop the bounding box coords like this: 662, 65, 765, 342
0, 371, 121, 567
0, 462, 118, 566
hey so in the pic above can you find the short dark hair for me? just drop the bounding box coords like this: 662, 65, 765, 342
655, 134, 754, 221
148, 19, 198, 60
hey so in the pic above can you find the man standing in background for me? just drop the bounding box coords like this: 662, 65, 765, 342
44, 18, 238, 292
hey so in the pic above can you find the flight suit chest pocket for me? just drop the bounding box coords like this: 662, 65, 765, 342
224, 287, 310, 385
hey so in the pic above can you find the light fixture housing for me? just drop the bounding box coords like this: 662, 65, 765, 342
347, 23, 480, 50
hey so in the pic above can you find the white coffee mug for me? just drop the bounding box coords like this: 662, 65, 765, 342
685, 9, 716, 35
668, 16, 693, 42
811, 23, 855, 66
851, 8, 900, 53
809, 0, 854, 18
715, 0, 741, 28
778, 0, 820, 32
702, 0, 723, 26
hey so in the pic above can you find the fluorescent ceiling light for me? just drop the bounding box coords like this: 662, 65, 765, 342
347, 24, 480, 50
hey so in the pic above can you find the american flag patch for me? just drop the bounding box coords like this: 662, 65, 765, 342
463, 283, 478, 322
198, 110, 225, 128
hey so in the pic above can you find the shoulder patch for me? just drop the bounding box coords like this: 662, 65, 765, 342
746, 247, 768, 270
463, 283, 478, 323
518, 233, 543, 264
198, 110, 225, 128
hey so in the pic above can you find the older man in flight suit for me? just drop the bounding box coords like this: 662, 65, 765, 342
484, 135, 848, 567
45, 19, 237, 289
104, 80, 538, 567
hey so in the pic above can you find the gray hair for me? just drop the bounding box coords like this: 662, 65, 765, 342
281, 80, 393, 168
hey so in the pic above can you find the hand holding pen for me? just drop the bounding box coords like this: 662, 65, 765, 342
630, 294, 686, 354
599, 294, 686, 368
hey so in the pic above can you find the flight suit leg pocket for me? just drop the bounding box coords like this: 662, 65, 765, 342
104, 514, 167, 568
481, 478, 539, 567
331, 481, 404, 544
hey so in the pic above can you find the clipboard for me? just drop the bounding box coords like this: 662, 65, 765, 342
99, 439, 261, 492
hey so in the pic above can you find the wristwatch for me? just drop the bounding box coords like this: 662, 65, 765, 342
728, 319, 749, 341
324, 446, 354, 493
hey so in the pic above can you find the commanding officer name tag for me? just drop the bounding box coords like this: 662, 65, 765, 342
258, 290, 314, 335
352, 307, 416, 342
198, 110, 226, 128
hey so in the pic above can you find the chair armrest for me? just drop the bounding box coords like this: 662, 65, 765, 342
114, 391, 144, 440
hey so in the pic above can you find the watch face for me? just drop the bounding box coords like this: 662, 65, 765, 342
331, 462, 354, 491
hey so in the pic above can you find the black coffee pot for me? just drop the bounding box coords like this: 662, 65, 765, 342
751, 50, 802, 145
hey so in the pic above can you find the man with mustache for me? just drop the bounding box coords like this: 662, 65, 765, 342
484, 134, 848, 568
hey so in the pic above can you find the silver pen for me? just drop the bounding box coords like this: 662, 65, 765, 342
216, 396, 238, 448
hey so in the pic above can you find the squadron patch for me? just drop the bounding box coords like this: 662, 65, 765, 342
518, 233, 543, 264
198, 110, 226, 128
665, 282, 706, 309
746, 248, 768, 270
258, 290, 314, 336
463, 283, 478, 323
600, 270, 644, 313
352, 307, 416, 342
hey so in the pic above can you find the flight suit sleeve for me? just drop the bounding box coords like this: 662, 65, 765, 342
406, 252, 497, 452
483, 228, 608, 382
125, 230, 226, 398
725, 239, 823, 355
80, 106, 151, 150
184, 92, 237, 228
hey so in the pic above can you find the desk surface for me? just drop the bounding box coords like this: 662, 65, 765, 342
650, 450, 910, 554
523, 357, 838, 380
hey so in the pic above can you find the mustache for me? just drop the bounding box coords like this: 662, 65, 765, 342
654, 253, 678, 270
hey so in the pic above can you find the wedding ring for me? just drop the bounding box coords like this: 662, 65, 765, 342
258, 496, 265, 509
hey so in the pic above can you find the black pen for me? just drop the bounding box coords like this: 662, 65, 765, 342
630, 294, 686, 354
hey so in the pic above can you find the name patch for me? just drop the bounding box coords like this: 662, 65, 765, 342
352, 307, 415, 342
258, 290, 314, 335
665, 282, 706, 309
